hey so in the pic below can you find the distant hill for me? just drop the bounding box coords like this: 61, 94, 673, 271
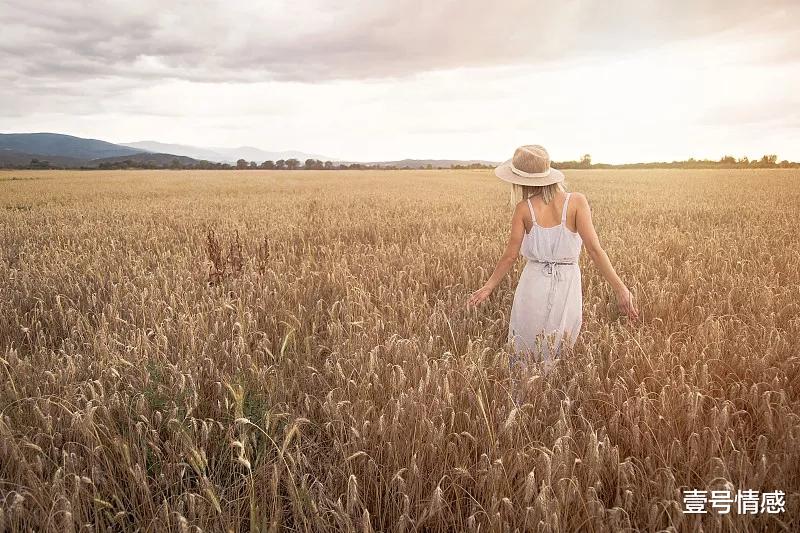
0, 132, 500, 170
0, 148, 87, 168
120, 141, 228, 162
213, 145, 339, 164
364, 158, 500, 169
122, 140, 338, 164
0, 133, 214, 169
0, 133, 143, 160
0, 147, 204, 169
92, 152, 203, 167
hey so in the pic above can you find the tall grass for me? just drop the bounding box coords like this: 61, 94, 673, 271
0, 169, 798, 531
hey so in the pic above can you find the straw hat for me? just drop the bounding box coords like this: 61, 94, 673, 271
494, 144, 565, 186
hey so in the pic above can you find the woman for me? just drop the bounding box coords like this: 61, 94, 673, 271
466, 144, 639, 377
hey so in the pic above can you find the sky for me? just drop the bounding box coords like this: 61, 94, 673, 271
1, 0, 799, 163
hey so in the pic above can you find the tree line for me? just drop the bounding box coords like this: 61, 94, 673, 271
9, 153, 800, 170
238, 154, 800, 170
562, 154, 799, 170
234, 158, 370, 170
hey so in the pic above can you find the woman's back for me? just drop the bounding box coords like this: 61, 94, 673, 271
523, 190, 576, 231
521, 192, 583, 265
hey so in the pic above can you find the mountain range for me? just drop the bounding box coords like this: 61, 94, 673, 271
0, 133, 142, 161
120, 141, 337, 164
0, 132, 499, 169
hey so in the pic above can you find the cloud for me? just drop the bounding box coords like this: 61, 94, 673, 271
701, 96, 800, 129
2, 0, 798, 86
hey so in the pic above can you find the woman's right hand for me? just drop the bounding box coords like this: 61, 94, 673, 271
615, 286, 639, 322
466, 284, 493, 308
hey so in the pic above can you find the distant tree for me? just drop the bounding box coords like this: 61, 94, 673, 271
236, 158, 248, 169
760, 154, 778, 166
324, 160, 333, 170
249, 161, 258, 169
425, 164, 433, 170
170, 159, 182, 169
304, 158, 324, 170
29, 158, 51, 169
261, 160, 275, 169
275, 159, 286, 169
286, 158, 300, 170
580, 154, 592, 167
738, 156, 749, 165
719, 155, 736, 165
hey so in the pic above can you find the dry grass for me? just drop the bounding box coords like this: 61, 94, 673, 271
0, 168, 798, 532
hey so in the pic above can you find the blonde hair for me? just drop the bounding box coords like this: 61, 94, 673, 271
510, 181, 567, 206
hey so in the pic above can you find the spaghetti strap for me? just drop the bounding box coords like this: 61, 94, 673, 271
561, 192, 571, 224
526, 197, 536, 223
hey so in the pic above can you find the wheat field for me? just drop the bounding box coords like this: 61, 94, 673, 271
0, 169, 798, 532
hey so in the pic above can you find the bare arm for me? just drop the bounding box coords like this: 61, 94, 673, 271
573, 193, 639, 322
466, 201, 526, 307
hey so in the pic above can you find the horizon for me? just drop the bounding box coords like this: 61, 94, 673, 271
1, 130, 797, 165
2, 1, 799, 163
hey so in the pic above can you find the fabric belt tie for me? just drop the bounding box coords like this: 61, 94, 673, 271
530, 259, 576, 279
528, 259, 576, 317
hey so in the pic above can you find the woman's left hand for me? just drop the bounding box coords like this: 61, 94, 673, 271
615, 285, 639, 323
467, 285, 493, 307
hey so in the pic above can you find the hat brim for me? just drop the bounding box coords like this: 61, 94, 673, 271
494, 159, 565, 186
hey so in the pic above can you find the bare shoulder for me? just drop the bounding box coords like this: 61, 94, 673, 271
569, 191, 588, 203
569, 191, 590, 210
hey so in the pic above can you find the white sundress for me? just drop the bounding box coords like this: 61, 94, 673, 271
508, 192, 583, 375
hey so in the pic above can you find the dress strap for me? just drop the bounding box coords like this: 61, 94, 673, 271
561, 192, 571, 224
526, 197, 536, 223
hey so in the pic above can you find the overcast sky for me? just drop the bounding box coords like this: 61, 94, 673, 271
2, 0, 798, 163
